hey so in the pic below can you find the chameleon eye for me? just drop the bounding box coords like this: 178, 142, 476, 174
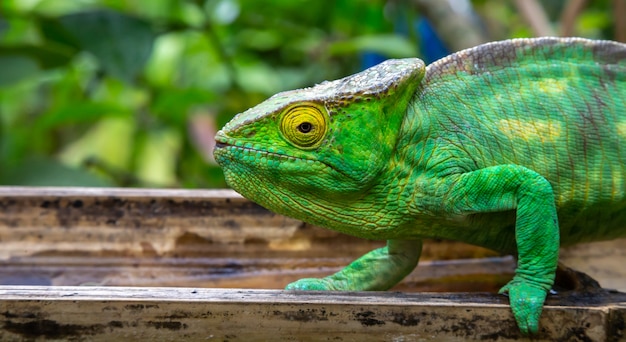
280, 102, 328, 149
297, 122, 312, 133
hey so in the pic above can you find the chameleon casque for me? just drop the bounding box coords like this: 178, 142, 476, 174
213, 37, 626, 334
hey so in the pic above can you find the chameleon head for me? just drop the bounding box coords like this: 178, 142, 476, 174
213, 58, 425, 224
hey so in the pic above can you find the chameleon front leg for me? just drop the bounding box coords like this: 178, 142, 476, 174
286, 239, 422, 291
444, 164, 560, 335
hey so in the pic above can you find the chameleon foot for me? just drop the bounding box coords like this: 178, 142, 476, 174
285, 278, 335, 291
499, 279, 548, 335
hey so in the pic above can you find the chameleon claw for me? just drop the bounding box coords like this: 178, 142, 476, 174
285, 278, 334, 291
499, 280, 547, 335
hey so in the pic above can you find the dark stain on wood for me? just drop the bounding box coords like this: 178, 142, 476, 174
391, 312, 423, 326
354, 311, 385, 326
145, 321, 187, 331
3, 319, 106, 339
608, 306, 625, 342
0, 191, 275, 230
278, 308, 330, 323
124, 304, 159, 312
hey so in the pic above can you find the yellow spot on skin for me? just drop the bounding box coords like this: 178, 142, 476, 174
497, 119, 562, 143
536, 79, 567, 93
612, 170, 625, 200
616, 122, 626, 139
556, 189, 574, 206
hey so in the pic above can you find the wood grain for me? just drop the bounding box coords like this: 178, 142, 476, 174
0, 186, 624, 340
0, 286, 624, 341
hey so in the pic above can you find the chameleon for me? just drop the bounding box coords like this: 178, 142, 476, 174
213, 37, 626, 334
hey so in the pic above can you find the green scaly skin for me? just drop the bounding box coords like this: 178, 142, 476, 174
213, 37, 626, 335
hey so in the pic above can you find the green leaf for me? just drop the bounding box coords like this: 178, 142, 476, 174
0, 156, 112, 187
577, 10, 612, 38
0, 55, 39, 86
234, 61, 282, 95
37, 102, 130, 129
151, 87, 216, 127
328, 34, 417, 58
56, 9, 156, 82
0, 42, 76, 86
0, 44, 75, 69
58, 117, 136, 172
237, 29, 283, 51
37, 15, 82, 50
135, 128, 182, 186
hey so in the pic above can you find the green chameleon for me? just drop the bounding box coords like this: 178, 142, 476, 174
213, 37, 626, 334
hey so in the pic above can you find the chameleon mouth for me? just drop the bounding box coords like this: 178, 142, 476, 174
214, 131, 231, 149
214, 136, 306, 162
213, 132, 355, 181
218, 143, 308, 162
214, 131, 310, 162
214, 135, 335, 171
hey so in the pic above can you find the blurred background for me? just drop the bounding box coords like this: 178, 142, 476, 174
0, 0, 623, 189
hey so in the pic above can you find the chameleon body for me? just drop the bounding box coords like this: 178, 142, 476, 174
213, 37, 626, 334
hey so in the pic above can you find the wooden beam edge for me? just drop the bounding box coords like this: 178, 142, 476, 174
0, 186, 242, 199
0, 286, 508, 306
0, 285, 623, 307
0, 286, 623, 341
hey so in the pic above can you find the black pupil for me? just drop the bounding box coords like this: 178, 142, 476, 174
297, 122, 313, 133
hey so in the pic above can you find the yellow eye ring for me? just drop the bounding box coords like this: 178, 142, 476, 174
279, 102, 329, 149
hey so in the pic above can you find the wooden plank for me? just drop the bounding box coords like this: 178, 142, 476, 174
0, 187, 307, 258
0, 286, 624, 341
0, 186, 623, 291
0, 186, 509, 291
0, 187, 624, 340
0, 186, 623, 290
0, 254, 516, 291
610, 304, 626, 341
0, 187, 495, 259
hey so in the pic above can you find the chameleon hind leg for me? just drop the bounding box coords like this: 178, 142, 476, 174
443, 164, 560, 335
285, 239, 422, 291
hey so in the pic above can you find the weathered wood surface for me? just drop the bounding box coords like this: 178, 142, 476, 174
0, 286, 624, 341
0, 186, 512, 291
0, 187, 624, 340
0, 187, 623, 291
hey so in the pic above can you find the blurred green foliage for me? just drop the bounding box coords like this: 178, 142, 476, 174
0, 0, 618, 188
